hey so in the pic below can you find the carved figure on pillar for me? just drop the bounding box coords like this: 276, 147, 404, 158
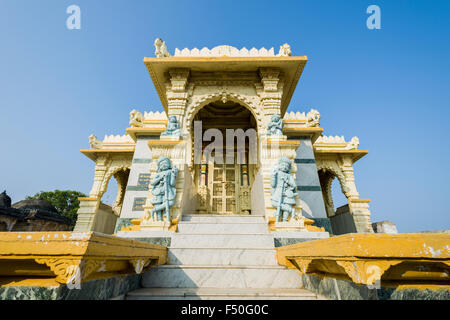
270, 157, 298, 222
161, 115, 182, 137
266, 114, 283, 136
150, 157, 178, 221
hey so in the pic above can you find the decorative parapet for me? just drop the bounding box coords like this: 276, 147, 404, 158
282, 109, 322, 142
276, 233, 450, 287
87, 134, 135, 153
316, 135, 346, 144
154, 37, 292, 58
103, 134, 134, 144
174, 45, 278, 57
144, 111, 167, 121
125, 110, 168, 141
314, 135, 360, 151
283, 109, 321, 128
0, 232, 167, 288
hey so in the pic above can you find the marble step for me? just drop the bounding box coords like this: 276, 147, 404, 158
126, 288, 320, 300
167, 248, 278, 265
177, 222, 268, 234
170, 234, 274, 248
181, 214, 265, 223
141, 265, 303, 289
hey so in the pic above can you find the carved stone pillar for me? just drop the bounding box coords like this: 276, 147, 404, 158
89, 156, 110, 198
258, 68, 283, 118
340, 156, 359, 199
73, 197, 101, 232
239, 164, 251, 214
348, 199, 374, 233
197, 160, 209, 214
112, 169, 129, 216
167, 68, 190, 129
318, 169, 335, 218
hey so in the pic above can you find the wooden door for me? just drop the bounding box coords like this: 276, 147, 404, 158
209, 163, 237, 214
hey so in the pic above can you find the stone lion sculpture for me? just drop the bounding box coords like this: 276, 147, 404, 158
277, 43, 292, 57
306, 109, 321, 127
129, 109, 143, 127
154, 38, 171, 58
346, 136, 360, 150
88, 134, 102, 149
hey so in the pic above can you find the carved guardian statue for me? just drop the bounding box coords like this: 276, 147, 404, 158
267, 114, 283, 136
150, 157, 178, 221
270, 157, 298, 222
161, 115, 181, 137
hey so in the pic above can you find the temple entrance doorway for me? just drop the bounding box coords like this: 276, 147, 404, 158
193, 101, 257, 215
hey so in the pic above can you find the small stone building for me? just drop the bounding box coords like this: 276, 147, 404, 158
0, 191, 74, 231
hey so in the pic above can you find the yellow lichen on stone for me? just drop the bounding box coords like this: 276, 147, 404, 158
0, 232, 167, 287
276, 233, 450, 287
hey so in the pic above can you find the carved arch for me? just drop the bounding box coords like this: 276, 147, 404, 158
316, 160, 350, 198
99, 163, 131, 199
184, 91, 263, 133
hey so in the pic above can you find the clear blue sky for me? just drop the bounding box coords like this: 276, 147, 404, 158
1, 1, 449, 232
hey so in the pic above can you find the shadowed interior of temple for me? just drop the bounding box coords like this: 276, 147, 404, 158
192, 101, 257, 215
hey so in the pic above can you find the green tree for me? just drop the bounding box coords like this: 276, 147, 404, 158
26, 190, 87, 222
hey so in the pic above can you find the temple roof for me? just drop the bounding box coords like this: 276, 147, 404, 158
12, 199, 59, 213
0, 195, 74, 226
145, 40, 307, 116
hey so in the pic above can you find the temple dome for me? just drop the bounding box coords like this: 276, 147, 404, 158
12, 199, 59, 213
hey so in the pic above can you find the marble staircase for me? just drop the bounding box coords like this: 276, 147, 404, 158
125, 214, 321, 300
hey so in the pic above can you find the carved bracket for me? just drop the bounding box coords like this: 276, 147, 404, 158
336, 260, 403, 285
